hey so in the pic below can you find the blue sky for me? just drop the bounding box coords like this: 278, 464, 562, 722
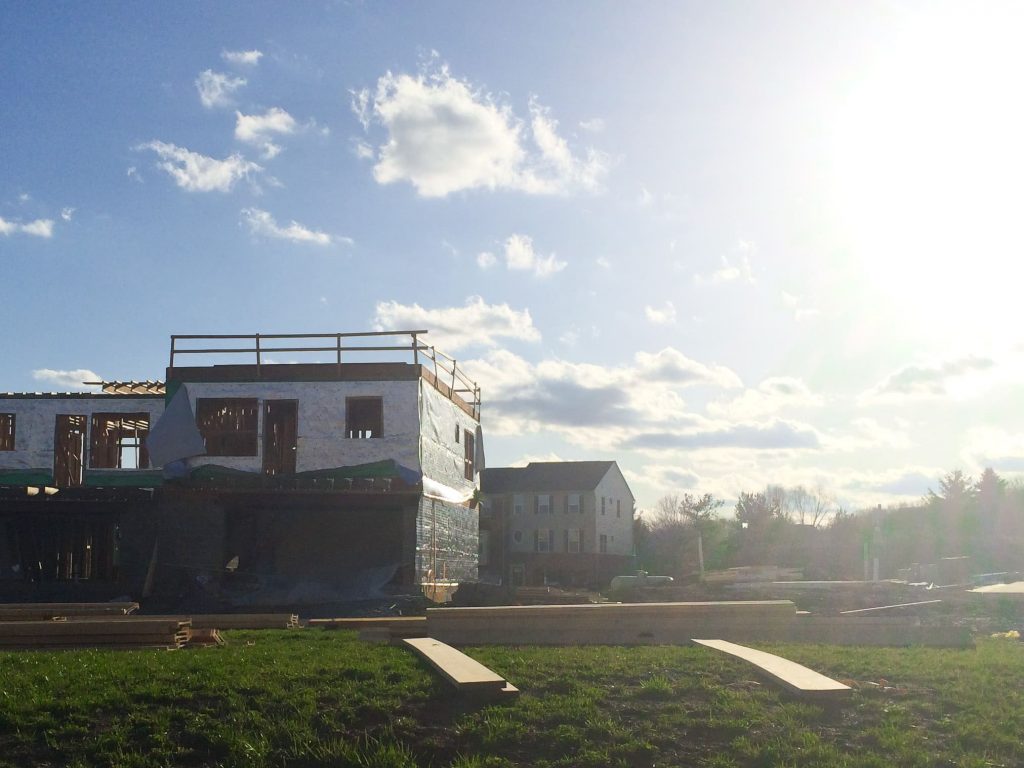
3, 1, 1023, 512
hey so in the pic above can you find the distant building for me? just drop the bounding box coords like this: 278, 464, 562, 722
0, 331, 482, 604
479, 461, 635, 588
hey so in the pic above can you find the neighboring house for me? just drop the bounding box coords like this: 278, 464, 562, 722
0, 331, 483, 605
479, 461, 635, 588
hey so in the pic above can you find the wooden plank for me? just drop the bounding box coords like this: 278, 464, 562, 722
693, 638, 851, 698
840, 600, 942, 614
309, 617, 425, 630
403, 637, 517, 696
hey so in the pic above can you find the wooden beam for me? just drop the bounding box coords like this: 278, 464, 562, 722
840, 600, 942, 614
693, 638, 851, 698
403, 637, 518, 698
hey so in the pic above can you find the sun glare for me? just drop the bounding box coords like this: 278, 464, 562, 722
832, 4, 1024, 346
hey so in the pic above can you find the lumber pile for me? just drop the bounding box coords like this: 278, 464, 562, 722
403, 637, 518, 699
693, 638, 851, 698
0, 602, 139, 621
183, 614, 299, 630
309, 616, 425, 630
513, 586, 603, 605
0, 618, 190, 650
427, 601, 798, 645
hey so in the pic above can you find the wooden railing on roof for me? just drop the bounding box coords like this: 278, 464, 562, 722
168, 331, 481, 418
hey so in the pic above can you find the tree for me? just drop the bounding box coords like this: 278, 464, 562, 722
734, 491, 782, 529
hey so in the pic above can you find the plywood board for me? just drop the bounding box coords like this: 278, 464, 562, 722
403, 637, 517, 696
693, 638, 851, 697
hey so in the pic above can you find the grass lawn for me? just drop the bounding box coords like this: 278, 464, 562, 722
1, 630, 1022, 767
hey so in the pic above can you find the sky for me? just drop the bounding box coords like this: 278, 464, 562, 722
3, 1, 1023, 514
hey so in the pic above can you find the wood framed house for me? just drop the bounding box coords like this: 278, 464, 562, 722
0, 331, 483, 605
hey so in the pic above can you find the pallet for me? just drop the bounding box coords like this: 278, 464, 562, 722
693, 638, 851, 698
403, 637, 518, 699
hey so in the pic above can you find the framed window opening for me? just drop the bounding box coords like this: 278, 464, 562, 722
537, 494, 551, 515
90, 413, 150, 469
196, 398, 259, 456
567, 528, 582, 553
463, 428, 475, 480
535, 528, 554, 553
513, 494, 525, 515
0, 413, 14, 451
346, 397, 383, 439
568, 493, 581, 514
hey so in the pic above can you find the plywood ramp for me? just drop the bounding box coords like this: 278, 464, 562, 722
403, 637, 518, 699
693, 639, 851, 698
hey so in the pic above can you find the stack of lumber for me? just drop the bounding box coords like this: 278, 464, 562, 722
427, 601, 798, 645
186, 614, 299, 630
0, 602, 139, 621
0, 617, 190, 650
513, 586, 602, 605
309, 616, 427, 643
403, 637, 518, 699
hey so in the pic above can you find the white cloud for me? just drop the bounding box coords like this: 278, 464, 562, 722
596, 256, 611, 270
863, 355, 996, 402
372, 296, 541, 352
578, 117, 605, 133
644, 301, 677, 325
60, 207, 75, 221
695, 240, 755, 285
476, 251, 497, 269
127, 166, 142, 182
195, 69, 246, 108
138, 140, 262, 192
0, 216, 54, 238
708, 376, 823, 420
235, 107, 298, 159
633, 348, 742, 389
782, 292, 820, 321
32, 368, 103, 391
502, 233, 566, 277
353, 60, 608, 197
221, 49, 263, 67
240, 208, 338, 246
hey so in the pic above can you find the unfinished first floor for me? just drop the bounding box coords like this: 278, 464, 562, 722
0, 487, 478, 607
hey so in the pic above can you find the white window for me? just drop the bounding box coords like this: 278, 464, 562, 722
537, 494, 551, 515
536, 529, 553, 552
599, 534, 608, 553
513, 494, 525, 515
479, 530, 490, 566
568, 528, 582, 553
568, 493, 580, 514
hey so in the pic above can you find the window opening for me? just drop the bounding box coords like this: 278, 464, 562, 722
0, 413, 14, 451
537, 494, 551, 514
568, 493, 581, 514
196, 398, 259, 456
599, 534, 608, 554
463, 428, 475, 480
568, 528, 582, 553
513, 494, 525, 515
346, 397, 382, 439
54, 415, 86, 487
90, 413, 150, 469
536, 529, 553, 553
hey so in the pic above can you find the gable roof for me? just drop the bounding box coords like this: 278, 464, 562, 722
480, 461, 619, 494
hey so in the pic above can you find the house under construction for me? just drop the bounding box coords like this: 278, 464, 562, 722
0, 331, 482, 606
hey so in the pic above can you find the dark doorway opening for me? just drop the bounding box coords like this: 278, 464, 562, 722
263, 400, 298, 475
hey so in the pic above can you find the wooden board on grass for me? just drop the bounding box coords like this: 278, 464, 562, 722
403, 637, 518, 697
693, 638, 851, 698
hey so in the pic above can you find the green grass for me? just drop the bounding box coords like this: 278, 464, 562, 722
0, 631, 1022, 767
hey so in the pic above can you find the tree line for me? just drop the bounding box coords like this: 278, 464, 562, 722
634, 469, 1024, 580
